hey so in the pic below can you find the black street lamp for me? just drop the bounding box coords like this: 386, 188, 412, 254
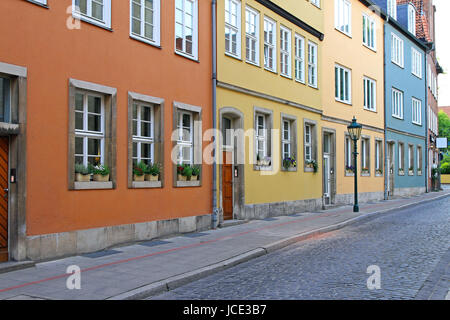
347, 117, 362, 213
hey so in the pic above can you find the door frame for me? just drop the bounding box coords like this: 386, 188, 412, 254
386, 141, 395, 198
321, 128, 336, 207
218, 107, 244, 223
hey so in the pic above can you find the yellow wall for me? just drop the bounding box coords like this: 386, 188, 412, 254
441, 175, 450, 184
322, 0, 385, 129
271, 0, 324, 33
218, 88, 323, 204
217, 0, 324, 111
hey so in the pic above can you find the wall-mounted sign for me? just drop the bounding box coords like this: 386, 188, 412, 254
436, 138, 448, 149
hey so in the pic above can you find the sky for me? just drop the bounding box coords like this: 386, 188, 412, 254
434, 0, 450, 107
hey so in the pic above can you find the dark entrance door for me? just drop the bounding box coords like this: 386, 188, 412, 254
0, 137, 9, 262
222, 151, 233, 220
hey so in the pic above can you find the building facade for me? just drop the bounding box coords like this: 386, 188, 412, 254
373, 0, 427, 197
321, 0, 386, 205
215, 0, 325, 222
0, 0, 213, 262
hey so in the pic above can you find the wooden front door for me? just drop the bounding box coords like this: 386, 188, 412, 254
0, 137, 9, 262
222, 152, 233, 220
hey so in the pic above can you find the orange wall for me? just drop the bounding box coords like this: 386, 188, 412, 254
0, 0, 212, 235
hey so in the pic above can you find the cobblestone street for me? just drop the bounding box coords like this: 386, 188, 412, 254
151, 196, 450, 300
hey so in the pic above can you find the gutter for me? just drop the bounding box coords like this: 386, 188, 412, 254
425, 46, 429, 193
211, 0, 219, 228
383, 21, 388, 200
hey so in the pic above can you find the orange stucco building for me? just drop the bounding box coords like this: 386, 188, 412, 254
0, 0, 212, 262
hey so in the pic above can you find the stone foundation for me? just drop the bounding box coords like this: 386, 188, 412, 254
334, 191, 385, 206
393, 187, 426, 197
25, 214, 212, 262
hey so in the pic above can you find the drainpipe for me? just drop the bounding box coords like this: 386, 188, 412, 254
211, 0, 219, 228
424, 47, 429, 193
383, 21, 388, 200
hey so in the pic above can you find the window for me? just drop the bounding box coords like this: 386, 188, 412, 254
308, 42, 318, 88
245, 6, 259, 64
408, 145, 414, 174
29, 0, 47, 5
361, 137, 370, 174
411, 48, 422, 78
225, 0, 241, 58
255, 114, 267, 160
303, 120, 317, 170
222, 117, 232, 147
175, 0, 198, 59
294, 34, 305, 83
177, 111, 194, 165
363, 77, 376, 111
335, 64, 351, 104
304, 124, 312, 162
254, 108, 273, 168
391, 33, 404, 68
392, 88, 403, 119
75, 92, 105, 168
387, 0, 397, 20
282, 120, 291, 160
311, 0, 320, 8
335, 0, 351, 36
398, 142, 405, 173
132, 103, 154, 165
412, 98, 422, 125
362, 14, 376, 50
345, 135, 354, 174
417, 145, 422, 174
130, 0, 161, 46
73, 0, 112, 28
408, 4, 416, 35
0, 77, 11, 123
375, 140, 383, 175
264, 17, 276, 72
280, 26, 292, 77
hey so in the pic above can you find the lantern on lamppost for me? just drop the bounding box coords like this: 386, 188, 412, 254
347, 117, 362, 213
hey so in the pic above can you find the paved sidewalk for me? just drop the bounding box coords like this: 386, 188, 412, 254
0, 191, 448, 300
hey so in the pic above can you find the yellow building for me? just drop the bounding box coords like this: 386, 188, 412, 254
321, 0, 385, 205
215, 0, 325, 222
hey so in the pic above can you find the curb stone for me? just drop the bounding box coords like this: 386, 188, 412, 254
108, 192, 450, 300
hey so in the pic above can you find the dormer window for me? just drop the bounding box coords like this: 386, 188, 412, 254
387, 0, 397, 20
408, 4, 416, 35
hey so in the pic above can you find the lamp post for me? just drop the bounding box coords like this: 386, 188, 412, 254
347, 117, 362, 213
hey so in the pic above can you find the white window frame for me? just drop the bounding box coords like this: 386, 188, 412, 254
132, 103, 155, 165
130, 0, 161, 46
175, 0, 199, 60
345, 135, 354, 172
398, 142, 405, 171
391, 33, 404, 68
245, 6, 259, 65
361, 137, 370, 173
29, 0, 47, 5
177, 110, 194, 165
363, 77, 376, 111
308, 41, 318, 88
335, 0, 352, 36
362, 14, 376, 51
335, 64, 351, 104
294, 34, 305, 84
280, 26, 292, 78
408, 4, 416, 35
411, 48, 422, 78
264, 16, 277, 72
225, 0, 242, 58
255, 113, 267, 159
417, 145, 422, 174
412, 98, 422, 126
392, 88, 404, 119
73, 0, 112, 29
375, 140, 382, 173
311, 0, 320, 8
282, 120, 291, 160
387, 0, 397, 20
304, 124, 312, 162
74, 92, 105, 168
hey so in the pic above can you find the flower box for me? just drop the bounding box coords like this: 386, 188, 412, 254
94, 174, 109, 182
76, 173, 91, 182
146, 174, 159, 181
134, 174, 145, 182
190, 175, 198, 181
178, 174, 187, 181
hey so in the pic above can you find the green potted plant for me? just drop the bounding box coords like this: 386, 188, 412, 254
92, 164, 110, 182
375, 168, 383, 176
75, 163, 90, 182
191, 165, 200, 181
177, 165, 186, 181
399, 168, 405, 175
361, 167, 369, 174
133, 161, 147, 181
256, 154, 262, 166
146, 163, 160, 182
182, 164, 193, 181
409, 166, 414, 175
307, 160, 318, 173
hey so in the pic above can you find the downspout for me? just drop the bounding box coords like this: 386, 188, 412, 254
424, 47, 429, 193
211, 0, 219, 228
383, 19, 388, 200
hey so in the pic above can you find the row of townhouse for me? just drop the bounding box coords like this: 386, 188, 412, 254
0, 0, 441, 263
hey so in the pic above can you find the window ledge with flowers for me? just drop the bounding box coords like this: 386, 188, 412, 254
74, 163, 113, 190
398, 168, 405, 176
176, 164, 201, 187
361, 168, 370, 177
408, 167, 415, 176
282, 156, 297, 172
132, 162, 162, 189
305, 160, 318, 173
345, 165, 355, 176
375, 168, 383, 177
255, 156, 272, 171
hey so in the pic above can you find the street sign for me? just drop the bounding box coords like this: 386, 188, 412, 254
436, 137, 448, 149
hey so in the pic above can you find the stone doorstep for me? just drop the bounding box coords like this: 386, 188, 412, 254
218, 219, 248, 228
0, 260, 35, 275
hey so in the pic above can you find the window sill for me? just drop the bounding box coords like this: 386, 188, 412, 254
335, 28, 352, 39
361, 173, 370, 177
345, 172, 355, 177
27, 0, 49, 9
412, 122, 422, 127
264, 67, 278, 75
398, 172, 405, 176
391, 61, 404, 69
130, 34, 161, 49
254, 165, 272, 171
176, 180, 201, 188
375, 174, 383, 177
308, 83, 319, 90
280, 73, 293, 80
132, 181, 162, 189
281, 167, 297, 172
74, 14, 112, 32
245, 60, 260, 68
392, 115, 404, 120
175, 50, 199, 63
335, 99, 352, 106
74, 181, 113, 190
304, 167, 315, 173
225, 52, 242, 61
363, 108, 377, 113
363, 43, 377, 53
408, 171, 415, 176
412, 73, 422, 80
